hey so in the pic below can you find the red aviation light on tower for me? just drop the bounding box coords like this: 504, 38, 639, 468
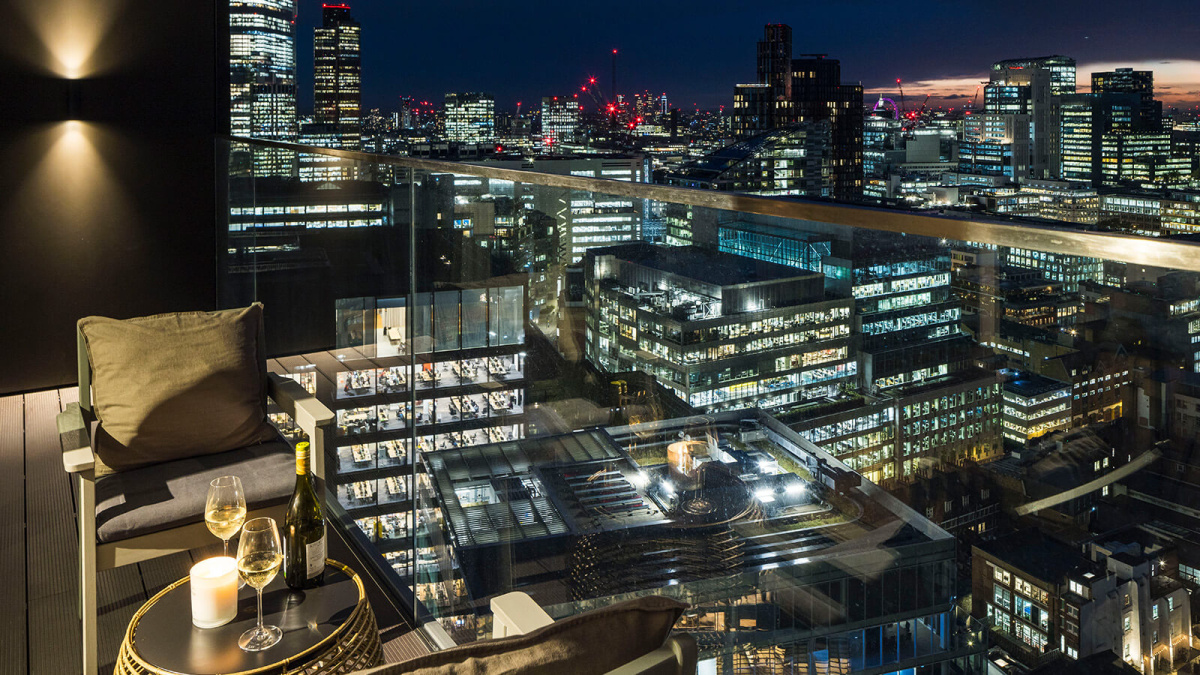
612, 49, 618, 54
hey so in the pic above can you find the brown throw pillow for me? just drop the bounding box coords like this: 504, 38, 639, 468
376, 595, 687, 675
79, 304, 277, 474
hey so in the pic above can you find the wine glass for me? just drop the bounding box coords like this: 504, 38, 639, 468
205, 476, 247, 557
236, 517, 283, 652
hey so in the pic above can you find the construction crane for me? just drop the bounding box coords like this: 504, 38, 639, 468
904, 94, 931, 127
966, 84, 982, 111
896, 78, 906, 115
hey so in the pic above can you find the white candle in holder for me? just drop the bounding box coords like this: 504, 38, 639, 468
190, 556, 239, 628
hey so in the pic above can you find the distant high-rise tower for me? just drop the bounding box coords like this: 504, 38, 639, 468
756, 24, 792, 101
444, 93, 495, 143
733, 26, 863, 200
1091, 68, 1161, 130
789, 55, 864, 199
540, 97, 580, 148
229, 0, 298, 175
314, 3, 362, 149
988, 56, 1076, 179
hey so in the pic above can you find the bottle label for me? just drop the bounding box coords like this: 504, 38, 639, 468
306, 532, 326, 579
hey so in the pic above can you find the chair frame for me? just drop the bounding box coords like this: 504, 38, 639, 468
58, 325, 334, 675
488, 592, 697, 675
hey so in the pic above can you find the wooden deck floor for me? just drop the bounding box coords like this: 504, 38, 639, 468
1, 388, 427, 675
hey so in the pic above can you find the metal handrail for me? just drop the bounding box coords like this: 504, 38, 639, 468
225, 135, 1200, 273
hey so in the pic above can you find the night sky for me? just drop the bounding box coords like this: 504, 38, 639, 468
293, 0, 1200, 115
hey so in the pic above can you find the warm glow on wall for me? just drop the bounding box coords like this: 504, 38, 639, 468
15, 0, 126, 78
11, 122, 132, 233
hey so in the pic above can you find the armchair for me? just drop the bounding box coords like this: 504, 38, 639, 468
58, 306, 334, 675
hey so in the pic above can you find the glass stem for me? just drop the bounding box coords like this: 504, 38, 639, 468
223, 538, 229, 557
256, 587, 264, 633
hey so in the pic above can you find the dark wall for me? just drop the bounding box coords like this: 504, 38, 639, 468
0, 0, 227, 394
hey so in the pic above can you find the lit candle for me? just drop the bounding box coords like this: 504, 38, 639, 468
190, 556, 239, 629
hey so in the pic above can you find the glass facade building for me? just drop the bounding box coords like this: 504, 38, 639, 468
444, 92, 496, 144
229, 0, 298, 175
313, 3, 362, 150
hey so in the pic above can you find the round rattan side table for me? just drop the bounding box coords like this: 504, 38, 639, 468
115, 559, 382, 675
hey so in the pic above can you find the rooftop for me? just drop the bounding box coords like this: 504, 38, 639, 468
1003, 372, 1071, 398
425, 409, 951, 606
588, 242, 814, 287
976, 529, 1094, 584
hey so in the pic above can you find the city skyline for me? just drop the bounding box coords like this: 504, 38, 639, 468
291, 0, 1200, 114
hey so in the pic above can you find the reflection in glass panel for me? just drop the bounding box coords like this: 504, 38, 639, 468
434, 290, 461, 352
413, 292, 433, 353
224, 138, 1199, 673
489, 286, 523, 346
461, 288, 487, 349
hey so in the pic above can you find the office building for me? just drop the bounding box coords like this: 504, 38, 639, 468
998, 247, 1102, 293
1092, 69, 1161, 130
988, 56, 1075, 180
1001, 373, 1071, 445
1101, 131, 1173, 186
265, 284, 528, 580
444, 92, 495, 144
313, 3, 362, 150
840, 233, 969, 393
974, 530, 1192, 670
583, 244, 856, 412
539, 96, 580, 148
482, 156, 645, 264
227, 177, 391, 240
730, 25, 863, 200
229, 0, 298, 175
992, 55, 1076, 95
959, 113, 1031, 181
707, 220, 969, 394
793, 370, 1003, 483
658, 124, 832, 197
1100, 191, 1200, 234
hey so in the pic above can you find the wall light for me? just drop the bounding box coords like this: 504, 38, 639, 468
65, 79, 81, 120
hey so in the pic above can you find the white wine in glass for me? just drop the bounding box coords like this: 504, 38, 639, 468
205, 476, 247, 556
237, 517, 283, 652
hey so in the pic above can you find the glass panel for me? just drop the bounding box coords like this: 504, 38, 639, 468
224, 137, 1196, 671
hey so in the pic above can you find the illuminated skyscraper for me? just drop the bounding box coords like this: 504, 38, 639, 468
229, 0, 298, 175
988, 56, 1075, 179
991, 55, 1076, 96
539, 96, 580, 148
444, 93, 495, 144
314, 3, 362, 150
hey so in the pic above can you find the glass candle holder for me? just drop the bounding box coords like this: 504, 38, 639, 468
190, 556, 239, 629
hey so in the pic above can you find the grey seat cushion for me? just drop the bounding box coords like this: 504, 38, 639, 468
95, 438, 294, 544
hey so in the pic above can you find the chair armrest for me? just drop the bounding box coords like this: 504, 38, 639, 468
268, 372, 334, 434
421, 621, 458, 651
57, 403, 95, 473
490, 591, 555, 639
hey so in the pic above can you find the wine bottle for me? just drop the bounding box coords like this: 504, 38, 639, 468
284, 441, 326, 589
